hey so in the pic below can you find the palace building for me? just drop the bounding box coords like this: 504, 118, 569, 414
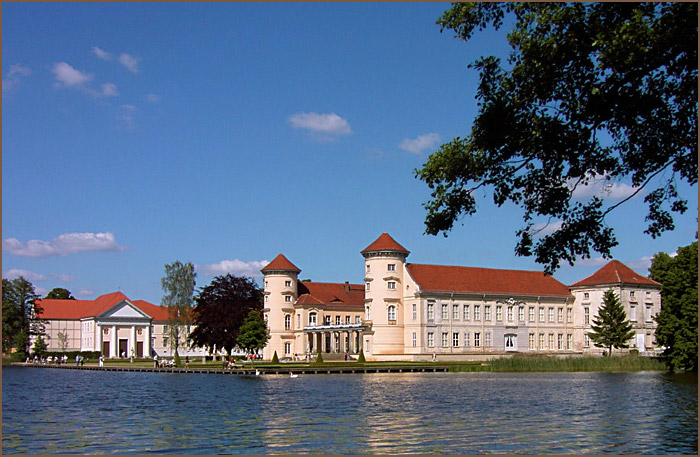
261, 233, 662, 361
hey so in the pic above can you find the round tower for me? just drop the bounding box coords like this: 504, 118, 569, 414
361, 233, 410, 359
261, 254, 301, 360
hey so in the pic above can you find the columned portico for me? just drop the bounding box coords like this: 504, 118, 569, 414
303, 323, 366, 355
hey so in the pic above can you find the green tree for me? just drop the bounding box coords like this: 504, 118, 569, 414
161, 260, 196, 363
649, 241, 698, 372
2, 277, 44, 356
45, 287, 75, 300
236, 310, 269, 363
190, 274, 263, 356
416, 2, 697, 274
588, 289, 636, 356
32, 335, 48, 358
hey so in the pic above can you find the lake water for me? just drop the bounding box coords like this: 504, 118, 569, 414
2, 367, 697, 454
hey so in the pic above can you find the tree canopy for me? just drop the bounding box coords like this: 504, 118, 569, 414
416, 2, 697, 274
189, 274, 263, 356
45, 287, 75, 300
236, 310, 269, 357
588, 289, 635, 356
649, 241, 698, 372
2, 277, 44, 357
161, 260, 197, 357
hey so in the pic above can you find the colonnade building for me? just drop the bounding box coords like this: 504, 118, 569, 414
262, 233, 661, 361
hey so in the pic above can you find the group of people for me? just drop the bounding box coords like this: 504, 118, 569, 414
152, 354, 189, 368
26, 354, 70, 365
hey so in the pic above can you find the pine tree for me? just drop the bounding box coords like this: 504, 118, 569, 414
588, 289, 635, 356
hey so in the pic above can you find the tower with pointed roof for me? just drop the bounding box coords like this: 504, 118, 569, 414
361, 233, 411, 357
261, 254, 301, 360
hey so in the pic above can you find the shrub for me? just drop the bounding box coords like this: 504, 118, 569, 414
314, 352, 324, 364
271, 351, 279, 364
357, 349, 366, 364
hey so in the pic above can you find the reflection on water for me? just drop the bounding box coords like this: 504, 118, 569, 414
2, 367, 697, 454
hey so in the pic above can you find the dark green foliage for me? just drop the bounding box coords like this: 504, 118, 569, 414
314, 352, 324, 364
650, 241, 698, 372
271, 351, 279, 364
190, 274, 263, 356
417, 2, 697, 274
45, 288, 75, 300
2, 277, 44, 355
173, 351, 181, 367
32, 335, 48, 358
356, 348, 366, 364
236, 310, 269, 356
161, 260, 197, 357
588, 289, 635, 356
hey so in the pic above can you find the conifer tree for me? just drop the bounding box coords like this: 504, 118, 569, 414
588, 289, 635, 356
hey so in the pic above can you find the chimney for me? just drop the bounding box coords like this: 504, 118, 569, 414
344, 281, 350, 294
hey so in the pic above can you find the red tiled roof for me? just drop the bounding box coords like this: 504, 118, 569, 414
296, 281, 365, 308
570, 260, 660, 288
261, 254, 301, 273
36, 292, 168, 320
406, 264, 572, 297
361, 233, 410, 254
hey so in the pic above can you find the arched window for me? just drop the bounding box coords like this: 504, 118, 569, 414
388, 305, 396, 322
284, 315, 291, 330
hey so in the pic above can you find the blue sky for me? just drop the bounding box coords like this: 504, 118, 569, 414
3, 2, 697, 304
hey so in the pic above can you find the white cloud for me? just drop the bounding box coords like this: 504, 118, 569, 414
3, 269, 46, 281
530, 220, 564, 237
101, 82, 119, 97
628, 256, 653, 272
76, 288, 95, 298
118, 53, 141, 73
118, 105, 137, 129
3, 232, 126, 258
145, 93, 160, 103
573, 256, 609, 268
92, 46, 113, 61
399, 133, 441, 155
288, 112, 352, 141
52, 62, 93, 87
51, 273, 76, 282
569, 174, 638, 201
2, 64, 32, 96
197, 259, 269, 278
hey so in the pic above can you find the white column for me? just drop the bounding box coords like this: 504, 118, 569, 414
130, 326, 136, 357
111, 325, 117, 357
96, 324, 103, 354
144, 324, 151, 358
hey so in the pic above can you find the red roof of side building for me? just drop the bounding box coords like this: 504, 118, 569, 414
36, 292, 169, 321
570, 260, 660, 288
406, 264, 572, 298
361, 233, 410, 254
261, 254, 301, 273
296, 281, 365, 308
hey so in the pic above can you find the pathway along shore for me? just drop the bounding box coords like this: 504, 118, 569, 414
12, 362, 450, 376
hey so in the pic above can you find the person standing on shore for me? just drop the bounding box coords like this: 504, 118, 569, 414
185, 355, 189, 369
153, 354, 159, 368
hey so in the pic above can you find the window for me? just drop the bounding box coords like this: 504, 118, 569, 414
584, 307, 590, 325
442, 304, 449, 320
496, 305, 503, 321
427, 332, 434, 347
388, 306, 396, 322
485, 332, 491, 347
442, 332, 449, 347
355, 316, 361, 324
324, 315, 331, 325
529, 307, 535, 322
548, 333, 554, 349
453, 332, 459, 347
630, 305, 636, 321
453, 304, 459, 320
412, 304, 417, 320
566, 308, 572, 323
366, 264, 370, 272
345, 315, 351, 324
646, 305, 653, 322
463, 304, 470, 320
548, 307, 555, 322
474, 332, 481, 347
484, 305, 491, 321
557, 307, 563, 323
387, 264, 396, 271
366, 282, 371, 291
297, 314, 301, 329
285, 295, 292, 303
539, 333, 545, 350
387, 281, 396, 290
427, 302, 435, 320
529, 333, 535, 350
412, 332, 417, 347
284, 342, 291, 355
284, 315, 291, 330
518, 306, 525, 322
507, 306, 514, 322
474, 305, 481, 321
309, 312, 317, 326
556, 334, 563, 350
566, 334, 572, 350
539, 307, 545, 322
284, 280, 291, 287
630, 291, 635, 298
264, 295, 269, 303
584, 333, 590, 347
335, 315, 341, 325
464, 332, 470, 347
504, 334, 516, 350
584, 292, 590, 300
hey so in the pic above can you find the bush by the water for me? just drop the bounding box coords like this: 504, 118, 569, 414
480, 354, 665, 372
314, 352, 324, 364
